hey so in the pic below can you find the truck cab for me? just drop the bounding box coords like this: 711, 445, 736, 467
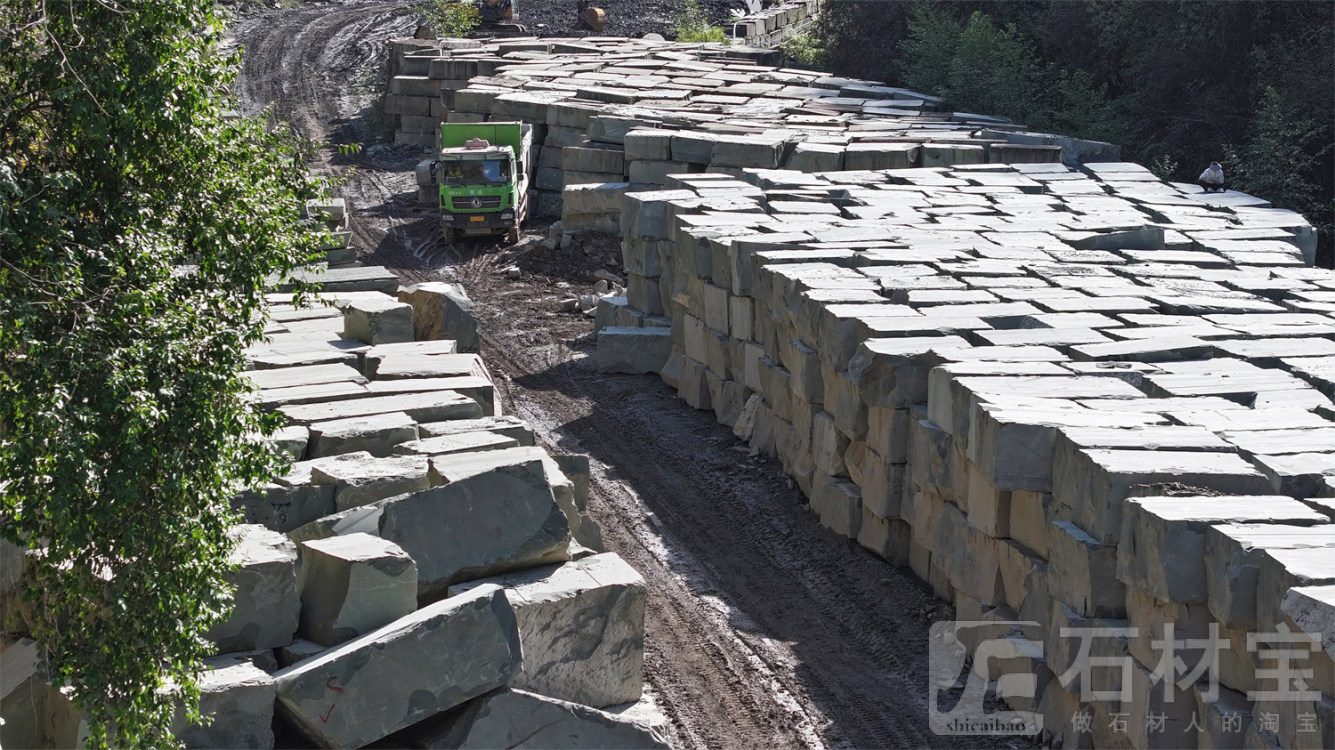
435, 123, 531, 243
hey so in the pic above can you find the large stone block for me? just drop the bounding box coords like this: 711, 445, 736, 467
1205, 523, 1335, 630
563, 181, 630, 215
397, 688, 670, 749
1, 638, 88, 750
208, 525, 300, 653
175, 661, 276, 750
307, 411, 420, 459
398, 282, 479, 352
784, 142, 844, 172
274, 585, 522, 749
1117, 495, 1326, 603
450, 553, 645, 708
298, 533, 417, 647
294, 457, 570, 601
1048, 520, 1125, 618
1256, 546, 1335, 631
339, 296, 414, 345
1051, 448, 1271, 545
231, 481, 335, 533
844, 142, 918, 170
308, 452, 431, 511
596, 326, 671, 374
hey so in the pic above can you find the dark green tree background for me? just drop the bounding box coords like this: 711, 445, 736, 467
1, 1, 327, 745
819, 0, 1334, 266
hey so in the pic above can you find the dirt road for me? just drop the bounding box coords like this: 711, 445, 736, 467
231, 5, 997, 747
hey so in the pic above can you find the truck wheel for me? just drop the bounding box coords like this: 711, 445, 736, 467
504, 227, 520, 244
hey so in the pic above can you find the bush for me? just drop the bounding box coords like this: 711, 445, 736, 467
674, 0, 728, 44
781, 32, 828, 69
419, 0, 481, 38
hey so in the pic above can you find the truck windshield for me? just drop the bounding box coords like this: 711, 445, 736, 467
441, 159, 510, 186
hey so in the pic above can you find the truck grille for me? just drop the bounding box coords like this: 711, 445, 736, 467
450, 195, 502, 210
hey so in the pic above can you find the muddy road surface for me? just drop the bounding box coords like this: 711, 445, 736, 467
231, 4, 1000, 748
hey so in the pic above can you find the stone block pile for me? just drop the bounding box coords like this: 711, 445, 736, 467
0, 249, 665, 749
387, 36, 1111, 224
606, 159, 1333, 748
729, 0, 821, 49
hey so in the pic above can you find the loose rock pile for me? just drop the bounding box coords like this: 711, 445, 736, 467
385, 36, 1112, 224
0, 207, 667, 749
606, 163, 1333, 749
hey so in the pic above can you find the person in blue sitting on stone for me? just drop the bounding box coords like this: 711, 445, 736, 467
1198, 161, 1227, 193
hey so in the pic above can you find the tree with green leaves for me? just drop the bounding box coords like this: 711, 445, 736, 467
1225, 85, 1326, 222
0, 1, 327, 746
817, 0, 1334, 265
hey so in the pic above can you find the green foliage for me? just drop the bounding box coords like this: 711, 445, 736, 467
418, 0, 482, 38
780, 32, 828, 69
1225, 86, 1326, 219
944, 12, 1041, 124
821, 0, 1334, 265
896, 2, 960, 95
0, 0, 328, 746
1149, 153, 1180, 182
674, 0, 728, 44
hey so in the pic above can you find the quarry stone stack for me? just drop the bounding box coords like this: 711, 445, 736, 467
385, 35, 1109, 224
606, 160, 1333, 749
0, 235, 658, 749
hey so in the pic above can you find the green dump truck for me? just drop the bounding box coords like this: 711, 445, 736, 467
431, 121, 533, 243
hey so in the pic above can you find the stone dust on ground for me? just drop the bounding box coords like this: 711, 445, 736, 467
230, 3, 1015, 748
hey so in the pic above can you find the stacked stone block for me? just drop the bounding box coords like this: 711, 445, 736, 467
729, 0, 822, 48
385, 36, 1116, 224
605, 159, 1334, 749
2, 260, 659, 748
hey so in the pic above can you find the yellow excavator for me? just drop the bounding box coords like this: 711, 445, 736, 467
474, 0, 527, 34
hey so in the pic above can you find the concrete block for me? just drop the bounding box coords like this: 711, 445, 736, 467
274, 585, 521, 748
297, 534, 417, 647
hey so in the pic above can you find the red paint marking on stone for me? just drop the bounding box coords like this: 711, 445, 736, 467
319, 704, 335, 723
326, 676, 345, 694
